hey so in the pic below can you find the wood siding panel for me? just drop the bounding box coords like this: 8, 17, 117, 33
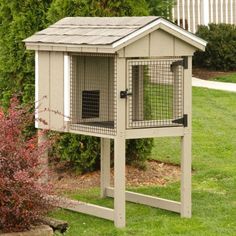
124, 35, 149, 57
174, 38, 195, 56
50, 52, 64, 131
38, 51, 50, 129
121, 28, 196, 58
150, 30, 174, 57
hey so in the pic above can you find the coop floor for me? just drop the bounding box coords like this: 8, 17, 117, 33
79, 121, 114, 129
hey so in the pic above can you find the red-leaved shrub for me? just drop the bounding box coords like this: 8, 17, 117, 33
0, 98, 53, 233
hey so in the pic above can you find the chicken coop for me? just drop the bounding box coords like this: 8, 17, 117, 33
24, 16, 206, 228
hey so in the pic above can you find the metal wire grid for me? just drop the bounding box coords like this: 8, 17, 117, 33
70, 54, 117, 135
127, 58, 184, 128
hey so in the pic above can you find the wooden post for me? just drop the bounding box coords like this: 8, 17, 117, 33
114, 137, 126, 227
100, 138, 111, 198
181, 56, 192, 217
38, 130, 48, 183
114, 57, 126, 228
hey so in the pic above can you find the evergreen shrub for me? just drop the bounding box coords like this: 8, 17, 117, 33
194, 24, 236, 71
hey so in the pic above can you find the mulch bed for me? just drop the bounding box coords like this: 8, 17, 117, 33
192, 67, 236, 80
49, 160, 181, 194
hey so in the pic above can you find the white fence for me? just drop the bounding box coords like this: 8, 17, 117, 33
172, 0, 236, 33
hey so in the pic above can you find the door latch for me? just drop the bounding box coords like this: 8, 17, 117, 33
120, 89, 132, 98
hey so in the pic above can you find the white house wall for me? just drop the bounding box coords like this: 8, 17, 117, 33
173, 0, 236, 33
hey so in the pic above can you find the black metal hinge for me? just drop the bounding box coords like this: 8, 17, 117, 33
171, 56, 188, 72
172, 114, 188, 127
120, 89, 132, 98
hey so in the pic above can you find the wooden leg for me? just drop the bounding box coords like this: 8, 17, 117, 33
100, 138, 111, 198
181, 133, 192, 217
38, 130, 48, 184
114, 137, 126, 228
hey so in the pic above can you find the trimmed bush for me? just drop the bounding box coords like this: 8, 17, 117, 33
194, 24, 236, 71
54, 134, 154, 172
126, 138, 154, 169
0, 98, 53, 233
54, 133, 100, 173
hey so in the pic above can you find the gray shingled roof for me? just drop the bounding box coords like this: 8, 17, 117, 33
24, 16, 159, 45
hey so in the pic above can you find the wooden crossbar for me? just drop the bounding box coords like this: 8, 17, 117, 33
52, 196, 114, 221
105, 187, 181, 213
125, 127, 184, 139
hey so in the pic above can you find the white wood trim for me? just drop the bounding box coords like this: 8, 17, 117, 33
106, 187, 181, 213
35, 51, 39, 128
25, 42, 113, 49
64, 54, 70, 122
25, 43, 116, 54
112, 18, 207, 50
53, 196, 114, 221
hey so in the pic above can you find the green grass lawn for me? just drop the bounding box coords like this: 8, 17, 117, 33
52, 87, 236, 236
211, 73, 236, 83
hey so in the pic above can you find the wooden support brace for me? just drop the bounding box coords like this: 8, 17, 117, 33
105, 187, 181, 213
126, 126, 184, 139
52, 196, 114, 221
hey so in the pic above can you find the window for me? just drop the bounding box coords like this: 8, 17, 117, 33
82, 90, 100, 119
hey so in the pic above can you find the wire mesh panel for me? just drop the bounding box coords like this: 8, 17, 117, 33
70, 53, 117, 135
127, 58, 184, 128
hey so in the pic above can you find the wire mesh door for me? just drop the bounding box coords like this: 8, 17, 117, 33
127, 58, 184, 129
